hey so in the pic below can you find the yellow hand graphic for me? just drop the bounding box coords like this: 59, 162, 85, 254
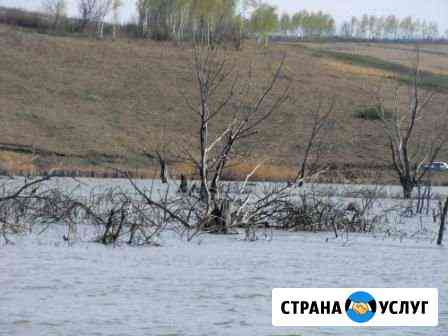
352, 302, 369, 315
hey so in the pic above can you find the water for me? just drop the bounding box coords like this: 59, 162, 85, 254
0, 178, 446, 336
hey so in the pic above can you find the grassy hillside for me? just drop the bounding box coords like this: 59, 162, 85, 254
1, 24, 448, 183
300, 42, 448, 90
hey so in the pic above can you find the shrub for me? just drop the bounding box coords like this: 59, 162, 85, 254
353, 105, 393, 121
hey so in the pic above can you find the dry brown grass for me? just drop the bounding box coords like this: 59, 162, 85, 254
222, 162, 298, 182
322, 59, 394, 79
0, 151, 36, 173
1, 24, 448, 183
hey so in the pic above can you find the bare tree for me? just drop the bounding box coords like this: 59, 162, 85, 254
375, 48, 448, 198
155, 151, 169, 184
78, 0, 97, 31
77, 0, 112, 37
292, 95, 335, 181
111, 0, 123, 40
42, 0, 67, 29
0, 175, 53, 244
179, 45, 288, 221
437, 197, 447, 245
140, 135, 170, 184
95, 0, 112, 38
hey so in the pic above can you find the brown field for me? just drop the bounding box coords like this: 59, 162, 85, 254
1, 24, 448, 183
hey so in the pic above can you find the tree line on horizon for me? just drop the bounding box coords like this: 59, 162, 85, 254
340, 15, 441, 41
1, 0, 445, 43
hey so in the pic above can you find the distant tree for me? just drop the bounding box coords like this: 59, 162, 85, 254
326, 16, 336, 36
134, 0, 239, 45
420, 20, 429, 39
291, 11, 304, 36
359, 14, 369, 38
368, 15, 376, 39
384, 15, 398, 39
78, 0, 97, 31
316, 12, 335, 37
340, 21, 351, 38
249, 3, 278, 46
230, 13, 246, 49
42, 0, 66, 29
343, 14, 439, 41
111, 0, 123, 39
77, 0, 112, 36
399, 16, 414, 39
428, 22, 439, 40
95, 0, 112, 38
280, 13, 291, 35
373, 16, 385, 39
136, 0, 150, 37
350, 16, 358, 38
289, 10, 334, 38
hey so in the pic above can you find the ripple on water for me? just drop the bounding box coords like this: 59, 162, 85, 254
233, 293, 267, 299
213, 320, 234, 327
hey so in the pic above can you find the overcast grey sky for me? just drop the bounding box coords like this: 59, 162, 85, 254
2, 0, 447, 31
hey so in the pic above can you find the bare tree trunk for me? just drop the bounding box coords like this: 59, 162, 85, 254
208, 199, 230, 234
416, 182, 423, 213
198, 62, 211, 211
112, 24, 117, 40
437, 197, 448, 245
401, 177, 415, 199
97, 21, 105, 39
156, 152, 168, 184
179, 174, 188, 193
425, 181, 432, 215
199, 114, 211, 209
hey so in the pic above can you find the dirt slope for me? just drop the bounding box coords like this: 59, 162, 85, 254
1, 24, 447, 182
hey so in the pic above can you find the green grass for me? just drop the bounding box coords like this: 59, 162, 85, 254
380, 44, 448, 57
80, 90, 100, 102
353, 105, 393, 121
15, 111, 40, 120
310, 49, 448, 91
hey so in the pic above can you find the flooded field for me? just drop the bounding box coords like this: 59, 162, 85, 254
0, 178, 446, 336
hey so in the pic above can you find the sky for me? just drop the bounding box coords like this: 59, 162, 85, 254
1, 0, 447, 32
